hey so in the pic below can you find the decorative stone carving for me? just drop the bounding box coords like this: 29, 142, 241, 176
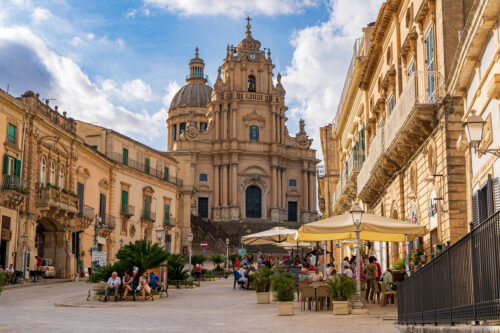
243, 110, 266, 127
274, 72, 286, 97
295, 119, 312, 148
181, 112, 201, 141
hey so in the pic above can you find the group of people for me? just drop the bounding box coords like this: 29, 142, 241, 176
104, 271, 161, 302
0, 264, 15, 283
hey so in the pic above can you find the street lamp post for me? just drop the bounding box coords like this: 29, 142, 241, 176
350, 203, 368, 314
20, 232, 28, 279
187, 232, 193, 279
225, 238, 230, 269
463, 110, 500, 157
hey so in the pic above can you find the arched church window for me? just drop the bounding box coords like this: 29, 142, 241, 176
180, 122, 186, 134
59, 166, 64, 188
173, 124, 177, 141
40, 157, 46, 186
248, 75, 256, 92
249, 125, 259, 142
50, 161, 55, 184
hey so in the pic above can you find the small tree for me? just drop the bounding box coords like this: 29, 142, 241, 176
272, 274, 295, 302
167, 254, 189, 281
190, 254, 207, 267
326, 275, 356, 301
250, 267, 272, 292
210, 254, 226, 270
115, 240, 169, 277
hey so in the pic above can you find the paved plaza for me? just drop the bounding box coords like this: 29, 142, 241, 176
0, 279, 398, 333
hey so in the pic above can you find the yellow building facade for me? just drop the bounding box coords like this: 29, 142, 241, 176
319, 0, 476, 268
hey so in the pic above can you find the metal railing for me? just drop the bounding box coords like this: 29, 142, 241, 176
332, 37, 362, 133
99, 214, 116, 229
1, 175, 27, 193
120, 205, 135, 216
398, 210, 500, 325
164, 217, 176, 226
191, 215, 235, 248
357, 128, 384, 195
36, 187, 79, 210
106, 152, 182, 186
185, 74, 208, 81
347, 149, 364, 178
77, 204, 94, 220
141, 211, 156, 222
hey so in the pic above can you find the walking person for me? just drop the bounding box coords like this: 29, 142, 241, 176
363, 257, 379, 303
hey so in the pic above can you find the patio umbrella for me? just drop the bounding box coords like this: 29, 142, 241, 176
241, 226, 298, 245
290, 212, 427, 242
275, 241, 313, 248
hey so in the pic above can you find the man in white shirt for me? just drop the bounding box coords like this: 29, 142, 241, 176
237, 266, 248, 288
104, 271, 121, 302
6, 264, 14, 282
342, 264, 353, 278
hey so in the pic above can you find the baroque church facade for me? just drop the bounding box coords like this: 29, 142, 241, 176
167, 20, 318, 239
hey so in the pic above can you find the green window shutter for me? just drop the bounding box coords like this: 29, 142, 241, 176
7, 124, 16, 143
145, 158, 150, 175
3, 154, 9, 175
145, 197, 150, 218
123, 148, 128, 166
164, 166, 169, 181
121, 190, 128, 213
90, 145, 98, 150
14, 159, 21, 177
164, 204, 170, 224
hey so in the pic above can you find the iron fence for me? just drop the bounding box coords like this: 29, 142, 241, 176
398, 210, 500, 325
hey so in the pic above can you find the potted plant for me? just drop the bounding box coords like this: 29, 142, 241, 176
250, 267, 272, 304
210, 254, 226, 272
272, 274, 295, 316
327, 274, 356, 315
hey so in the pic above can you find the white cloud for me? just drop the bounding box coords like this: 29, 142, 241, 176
0, 27, 169, 142
30, 7, 53, 24
143, 0, 319, 16
126, 8, 138, 18
101, 78, 154, 102
282, 0, 383, 152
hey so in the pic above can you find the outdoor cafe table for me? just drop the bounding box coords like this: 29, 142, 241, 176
309, 282, 328, 311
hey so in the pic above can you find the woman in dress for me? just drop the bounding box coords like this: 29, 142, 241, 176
122, 271, 134, 301
137, 273, 151, 301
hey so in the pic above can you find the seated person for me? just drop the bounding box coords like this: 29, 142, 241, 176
6, 264, 15, 281
342, 264, 353, 278
307, 264, 315, 272
137, 273, 151, 301
326, 263, 336, 278
298, 268, 309, 281
104, 271, 121, 302
122, 271, 134, 301
308, 267, 324, 283
234, 266, 248, 288
382, 268, 394, 290
149, 272, 160, 291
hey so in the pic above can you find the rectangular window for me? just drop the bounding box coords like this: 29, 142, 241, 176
144, 158, 150, 175
425, 27, 436, 102
2, 154, 20, 177
199, 173, 208, 182
288, 179, 297, 187
164, 166, 169, 181
288, 201, 298, 222
144, 197, 151, 219
90, 145, 98, 150
200, 122, 207, 131
77, 182, 84, 215
123, 148, 128, 166
388, 95, 394, 115
121, 190, 129, 213
173, 125, 177, 141
198, 197, 208, 218
99, 193, 106, 223
7, 124, 16, 143
164, 203, 170, 225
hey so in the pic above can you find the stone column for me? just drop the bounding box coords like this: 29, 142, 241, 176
308, 171, 314, 212
213, 164, 220, 206
277, 168, 282, 209
271, 166, 277, 206
222, 164, 228, 206
302, 170, 309, 211
311, 171, 317, 213
215, 109, 220, 140
231, 160, 238, 204
271, 111, 276, 143
231, 106, 237, 139
277, 115, 282, 143
223, 108, 228, 140
281, 168, 286, 208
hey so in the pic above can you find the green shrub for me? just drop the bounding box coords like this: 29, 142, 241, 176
272, 274, 295, 302
0, 271, 7, 295
190, 254, 207, 267
393, 258, 405, 271
167, 254, 188, 281
326, 274, 356, 301
250, 267, 272, 292
210, 254, 226, 268
115, 240, 169, 277
88, 262, 125, 283
271, 269, 296, 291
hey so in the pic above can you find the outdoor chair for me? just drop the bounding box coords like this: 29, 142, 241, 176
380, 282, 397, 307
316, 286, 330, 310
297, 280, 308, 300
300, 286, 315, 311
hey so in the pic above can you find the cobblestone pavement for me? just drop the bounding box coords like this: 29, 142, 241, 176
0, 278, 398, 333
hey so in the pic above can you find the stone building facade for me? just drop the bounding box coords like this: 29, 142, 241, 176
167, 21, 319, 243
319, 0, 476, 268
0, 90, 181, 278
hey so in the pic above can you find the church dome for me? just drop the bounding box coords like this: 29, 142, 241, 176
169, 48, 212, 111
169, 83, 212, 110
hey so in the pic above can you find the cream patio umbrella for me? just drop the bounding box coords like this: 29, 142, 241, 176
290, 204, 427, 315
241, 226, 298, 245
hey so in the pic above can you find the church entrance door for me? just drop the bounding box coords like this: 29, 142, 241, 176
245, 186, 261, 218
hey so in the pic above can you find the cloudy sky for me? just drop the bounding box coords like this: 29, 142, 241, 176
0, 0, 383, 153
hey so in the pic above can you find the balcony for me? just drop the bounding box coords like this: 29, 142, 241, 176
75, 204, 94, 231
98, 214, 116, 238
0, 175, 27, 209
105, 152, 183, 186
141, 211, 156, 225
357, 71, 445, 205
35, 186, 79, 217
120, 205, 135, 218
332, 150, 365, 215
164, 217, 176, 230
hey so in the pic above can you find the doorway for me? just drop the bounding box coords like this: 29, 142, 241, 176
245, 186, 261, 218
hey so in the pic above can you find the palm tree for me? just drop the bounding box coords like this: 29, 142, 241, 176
167, 254, 189, 281
210, 254, 226, 270
115, 240, 169, 277
190, 254, 207, 267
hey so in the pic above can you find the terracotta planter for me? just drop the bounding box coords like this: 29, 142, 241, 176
256, 292, 270, 304
277, 301, 294, 316
333, 300, 349, 315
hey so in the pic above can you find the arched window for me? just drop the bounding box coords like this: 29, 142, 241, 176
40, 157, 46, 186
49, 161, 55, 185
58, 166, 64, 189
249, 125, 259, 142
248, 75, 256, 92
